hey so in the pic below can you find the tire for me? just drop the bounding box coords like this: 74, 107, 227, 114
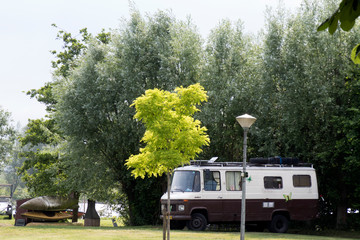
186, 213, 207, 231
269, 215, 289, 233
170, 220, 186, 230
249, 158, 269, 164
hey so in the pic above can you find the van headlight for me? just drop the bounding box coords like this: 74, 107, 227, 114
178, 205, 185, 211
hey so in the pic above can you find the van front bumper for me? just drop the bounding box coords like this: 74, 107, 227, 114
160, 214, 191, 221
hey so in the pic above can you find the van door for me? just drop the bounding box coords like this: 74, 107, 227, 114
222, 171, 242, 221
202, 170, 223, 222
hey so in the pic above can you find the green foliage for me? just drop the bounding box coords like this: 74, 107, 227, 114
126, 84, 209, 178
199, 19, 260, 161
50, 24, 90, 78
351, 43, 360, 64
18, 118, 69, 196
317, 0, 360, 34
3, 139, 28, 200
54, 9, 204, 225
26, 83, 57, 113
50, 25, 110, 78
19, 0, 360, 229
329, 74, 360, 212
21, 119, 61, 146
317, 0, 360, 64
0, 113, 27, 199
26, 25, 108, 113
0, 107, 15, 166
20, 26, 111, 198
257, 0, 360, 228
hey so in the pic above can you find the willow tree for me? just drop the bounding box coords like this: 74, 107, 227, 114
255, 0, 360, 228
199, 20, 260, 162
126, 83, 209, 240
54, 9, 204, 225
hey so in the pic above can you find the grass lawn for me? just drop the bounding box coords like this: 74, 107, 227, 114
0, 217, 359, 240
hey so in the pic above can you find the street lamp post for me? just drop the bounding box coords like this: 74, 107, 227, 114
236, 114, 256, 240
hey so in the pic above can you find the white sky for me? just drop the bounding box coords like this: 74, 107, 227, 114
0, 0, 302, 128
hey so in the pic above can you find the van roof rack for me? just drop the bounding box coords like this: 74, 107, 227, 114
189, 157, 313, 168
250, 157, 300, 165
190, 157, 219, 166
190, 161, 243, 167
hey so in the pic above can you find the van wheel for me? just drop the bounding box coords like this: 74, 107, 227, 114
187, 213, 207, 231
269, 215, 289, 233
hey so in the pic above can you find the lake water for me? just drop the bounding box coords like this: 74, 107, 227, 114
78, 201, 121, 218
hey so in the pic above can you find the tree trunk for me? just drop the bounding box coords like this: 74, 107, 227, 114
71, 192, 80, 223
162, 208, 166, 240
167, 171, 171, 240
336, 188, 347, 229
72, 206, 79, 223
122, 179, 136, 226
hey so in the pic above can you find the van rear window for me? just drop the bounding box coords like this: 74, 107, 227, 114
264, 176, 283, 189
293, 175, 311, 187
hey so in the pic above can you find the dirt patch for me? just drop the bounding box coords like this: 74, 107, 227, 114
26, 222, 83, 227
0, 223, 13, 227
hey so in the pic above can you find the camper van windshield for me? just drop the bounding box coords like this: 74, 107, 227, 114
171, 171, 200, 192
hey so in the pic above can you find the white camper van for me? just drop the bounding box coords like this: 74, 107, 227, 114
160, 157, 318, 233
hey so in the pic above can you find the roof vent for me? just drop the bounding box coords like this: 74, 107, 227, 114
208, 157, 218, 163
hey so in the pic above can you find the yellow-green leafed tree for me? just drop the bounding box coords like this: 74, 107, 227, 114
126, 83, 209, 240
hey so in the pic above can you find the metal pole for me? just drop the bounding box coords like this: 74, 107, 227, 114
241, 127, 248, 240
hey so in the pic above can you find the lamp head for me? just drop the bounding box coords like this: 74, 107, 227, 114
236, 114, 257, 129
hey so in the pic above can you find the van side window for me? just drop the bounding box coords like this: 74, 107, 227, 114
293, 175, 311, 187
226, 171, 242, 191
264, 176, 283, 189
204, 171, 221, 191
